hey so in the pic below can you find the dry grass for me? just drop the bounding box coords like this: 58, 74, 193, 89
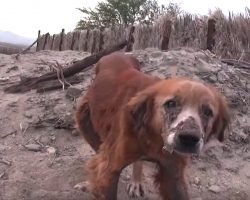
169, 14, 208, 49
132, 18, 161, 50
212, 8, 250, 61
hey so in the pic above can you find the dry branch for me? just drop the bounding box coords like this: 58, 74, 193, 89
1, 131, 17, 139
0, 158, 11, 166
15, 39, 38, 59
36, 76, 82, 93
221, 59, 250, 70
4, 40, 128, 93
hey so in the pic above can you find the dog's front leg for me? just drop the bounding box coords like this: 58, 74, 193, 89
86, 153, 123, 200
98, 170, 122, 200
155, 155, 189, 200
126, 161, 145, 198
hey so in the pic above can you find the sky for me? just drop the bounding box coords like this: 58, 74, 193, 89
0, 0, 249, 39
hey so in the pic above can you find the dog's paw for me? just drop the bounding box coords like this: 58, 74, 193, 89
74, 181, 89, 192
126, 182, 145, 198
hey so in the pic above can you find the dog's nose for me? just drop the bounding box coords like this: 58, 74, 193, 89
178, 133, 200, 147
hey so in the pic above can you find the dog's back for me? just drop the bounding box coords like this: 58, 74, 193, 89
75, 52, 158, 149
95, 52, 140, 75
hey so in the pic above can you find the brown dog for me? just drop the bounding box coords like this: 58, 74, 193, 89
75, 52, 229, 200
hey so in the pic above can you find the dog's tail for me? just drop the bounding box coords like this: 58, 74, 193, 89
75, 97, 101, 152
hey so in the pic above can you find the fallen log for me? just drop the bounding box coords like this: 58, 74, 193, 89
4, 40, 128, 93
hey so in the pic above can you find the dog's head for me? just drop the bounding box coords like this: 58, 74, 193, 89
127, 78, 229, 156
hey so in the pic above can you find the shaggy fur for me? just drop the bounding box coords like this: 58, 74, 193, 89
75, 52, 229, 200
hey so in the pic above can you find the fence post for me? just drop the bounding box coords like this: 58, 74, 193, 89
84, 30, 89, 52
99, 27, 105, 52
36, 30, 41, 52
71, 32, 76, 50
43, 33, 50, 50
91, 29, 99, 54
160, 18, 172, 51
59, 29, 65, 51
206, 18, 216, 51
125, 26, 135, 52
50, 34, 55, 50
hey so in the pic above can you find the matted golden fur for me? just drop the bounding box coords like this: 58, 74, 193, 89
75, 52, 229, 200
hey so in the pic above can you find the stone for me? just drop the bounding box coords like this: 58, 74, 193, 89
193, 198, 202, 200
71, 129, 79, 137
65, 87, 82, 99
24, 144, 42, 152
150, 51, 163, 58
194, 177, 201, 186
39, 136, 51, 145
23, 111, 33, 119
0, 77, 9, 82
208, 185, 222, 193
50, 135, 56, 143
46, 146, 56, 154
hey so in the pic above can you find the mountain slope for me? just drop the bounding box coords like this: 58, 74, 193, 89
0, 30, 35, 46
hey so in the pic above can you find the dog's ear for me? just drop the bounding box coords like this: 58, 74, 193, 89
210, 92, 230, 142
127, 91, 155, 133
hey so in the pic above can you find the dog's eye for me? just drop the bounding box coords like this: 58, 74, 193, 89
202, 105, 213, 117
164, 99, 177, 108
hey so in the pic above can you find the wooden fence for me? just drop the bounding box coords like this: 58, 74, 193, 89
0, 42, 25, 55
36, 14, 250, 61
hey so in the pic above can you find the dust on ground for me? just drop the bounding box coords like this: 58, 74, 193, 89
0, 48, 250, 200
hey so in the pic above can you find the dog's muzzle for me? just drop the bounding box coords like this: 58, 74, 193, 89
163, 117, 203, 155
174, 130, 202, 154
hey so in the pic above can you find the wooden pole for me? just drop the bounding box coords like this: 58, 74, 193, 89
84, 30, 89, 52
50, 34, 55, 50
59, 29, 65, 51
125, 26, 135, 52
71, 32, 76, 50
91, 29, 97, 54
99, 27, 105, 52
160, 19, 172, 51
15, 38, 38, 59
36, 30, 41, 52
206, 18, 216, 51
43, 33, 50, 50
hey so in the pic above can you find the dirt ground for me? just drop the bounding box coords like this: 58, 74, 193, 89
0, 48, 250, 200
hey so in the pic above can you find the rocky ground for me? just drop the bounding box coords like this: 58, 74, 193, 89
0, 48, 250, 200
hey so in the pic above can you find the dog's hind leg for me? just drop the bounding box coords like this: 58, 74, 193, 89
126, 161, 146, 198
75, 97, 101, 152
74, 97, 102, 193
